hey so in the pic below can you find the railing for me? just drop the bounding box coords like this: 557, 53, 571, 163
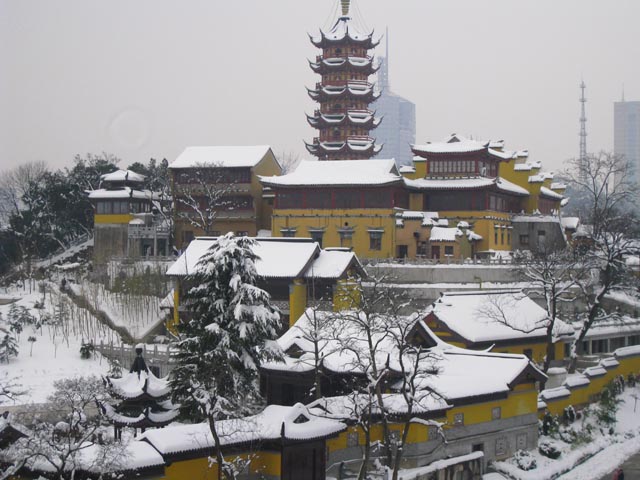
128, 224, 171, 239
96, 341, 177, 377
364, 256, 515, 267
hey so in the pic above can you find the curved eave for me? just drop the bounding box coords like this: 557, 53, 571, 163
310, 32, 378, 49
304, 140, 381, 157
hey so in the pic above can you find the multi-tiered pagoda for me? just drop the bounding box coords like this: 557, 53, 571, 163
305, 0, 382, 160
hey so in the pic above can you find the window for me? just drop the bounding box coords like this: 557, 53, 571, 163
335, 191, 361, 209
339, 227, 354, 248
280, 228, 296, 238
182, 230, 194, 245
520, 234, 529, 245
306, 191, 331, 209
491, 406, 502, 420
236, 231, 249, 237
96, 201, 107, 214
444, 246, 454, 256
501, 231, 505, 244
277, 191, 304, 209
516, 433, 527, 450
347, 431, 359, 447
453, 413, 464, 425
309, 229, 324, 247
494, 231, 498, 244
363, 190, 390, 208
369, 230, 383, 251
495, 437, 508, 456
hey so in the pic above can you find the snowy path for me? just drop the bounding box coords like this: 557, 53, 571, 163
558, 437, 640, 480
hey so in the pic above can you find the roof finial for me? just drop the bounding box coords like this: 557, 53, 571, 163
340, 0, 350, 16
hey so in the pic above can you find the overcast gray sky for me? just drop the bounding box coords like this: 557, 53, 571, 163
1, 0, 639, 173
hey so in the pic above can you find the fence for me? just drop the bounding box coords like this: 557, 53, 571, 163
96, 341, 177, 378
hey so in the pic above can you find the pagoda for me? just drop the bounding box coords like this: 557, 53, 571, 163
101, 345, 178, 439
305, 0, 382, 160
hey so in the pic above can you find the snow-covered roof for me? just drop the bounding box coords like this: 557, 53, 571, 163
260, 159, 400, 188
561, 217, 580, 230
304, 249, 362, 279
264, 309, 544, 403
512, 215, 561, 224
140, 403, 345, 455
312, 15, 372, 43
88, 188, 163, 201
428, 290, 574, 344
404, 176, 529, 196
488, 148, 517, 160
563, 373, 590, 388
100, 169, 146, 183
429, 227, 462, 242
551, 182, 567, 190
540, 186, 564, 200
514, 163, 533, 171
167, 237, 320, 279
539, 386, 571, 401
106, 370, 171, 400
412, 140, 488, 155
399, 165, 415, 173
169, 145, 272, 169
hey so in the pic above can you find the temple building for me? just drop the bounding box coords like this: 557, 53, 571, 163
165, 237, 364, 333
261, 135, 566, 259
168, 145, 281, 250
89, 169, 170, 263
305, 0, 382, 160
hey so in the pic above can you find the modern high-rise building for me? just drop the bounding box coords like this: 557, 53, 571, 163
614, 100, 640, 185
373, 31, 416, 166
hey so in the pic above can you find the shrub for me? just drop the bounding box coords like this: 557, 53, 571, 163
514, 450, 537, 471
79, 342, 95, 359
539, 439, 561, 459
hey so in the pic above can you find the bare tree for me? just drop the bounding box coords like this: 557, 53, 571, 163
330, 270, 413, 478
513, 251, 582, 373
386, 314, 441, 480
564, 152, 640, 371
275, 150, 302, 174
0, 373, 26, 405
0, 161, 48, 222
566, 152, 637, 238
173, 162, 238, 237
0, 376, 128, 480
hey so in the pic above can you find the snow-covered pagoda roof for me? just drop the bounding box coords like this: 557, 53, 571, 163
310, 15, 379, 49
169, 145, 273, 169
140, 403, 345, 456
404, 176, 530, 196
260, 159, 401, 188
106, 369, 171, 401
167, 237, 363, 280
100, 169, 146, 183
426, 290, 574, 344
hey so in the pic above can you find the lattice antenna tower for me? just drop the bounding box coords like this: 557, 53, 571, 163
579, 80, 588, 182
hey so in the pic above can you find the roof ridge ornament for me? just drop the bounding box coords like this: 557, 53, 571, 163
340, 0, 350, 16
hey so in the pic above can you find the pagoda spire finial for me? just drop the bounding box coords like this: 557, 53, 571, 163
340, 0, 350, 16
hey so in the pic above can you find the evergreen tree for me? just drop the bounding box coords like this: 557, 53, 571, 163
0, 332, 19, 363
170, 233, 282, 479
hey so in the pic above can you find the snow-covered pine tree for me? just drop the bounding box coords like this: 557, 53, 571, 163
170, 233, 282, 480
0, 331, 18, 363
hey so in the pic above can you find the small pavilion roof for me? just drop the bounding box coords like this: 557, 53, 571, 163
100, 169, 146, 183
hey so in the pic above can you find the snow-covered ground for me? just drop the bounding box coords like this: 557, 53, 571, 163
494, 387, 640, 480
0, 284, 114, 405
